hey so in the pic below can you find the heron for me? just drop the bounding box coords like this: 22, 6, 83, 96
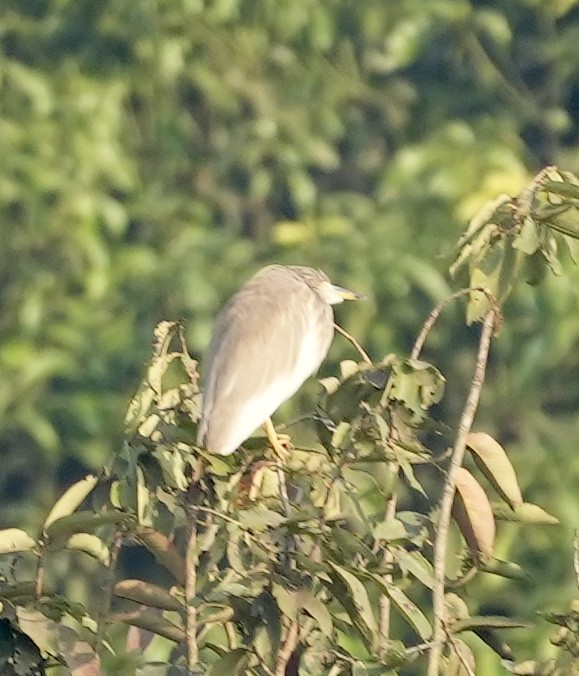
197, 265, 363, 458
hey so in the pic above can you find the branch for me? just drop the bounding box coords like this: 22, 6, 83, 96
411, 287, 498, 360
35, 547, 45, 599
274, 619, 299, 676
334, 322, 372, 365
185, 498, 199, 669
379, 488, 398, 640
95, 532, 123, 650
427, 310, 497, 676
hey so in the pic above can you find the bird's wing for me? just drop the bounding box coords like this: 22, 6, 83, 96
199, 273, 333, 455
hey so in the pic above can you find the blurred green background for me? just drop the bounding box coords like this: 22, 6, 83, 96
1, 0, 579, 671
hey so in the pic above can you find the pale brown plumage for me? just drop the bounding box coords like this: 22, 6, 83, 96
198, 265, 361, 456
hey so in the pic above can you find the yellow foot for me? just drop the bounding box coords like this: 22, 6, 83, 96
263, 418, 293, 463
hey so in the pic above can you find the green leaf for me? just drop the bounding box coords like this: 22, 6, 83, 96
371, 576, 432, 640
297, 589, 333, 638
391, 547, 434, 589
0, 529, 36, 555
114, 579, 183, 611
543, 180, 579, 200
451, 615, 529, 633
466, 432, 523, 508
113, 609, 185, 643
331, 421, 352, 449
65, 533, 110, 566
252, 592, 281, 665
372, 518, 407, 541
398, 457, 427, 497
512, 218, 540, 255
44, 511, 130, 541
479, 558, 530, 581
206, 649, 249, 676
444, 637, 475, 675
467, 267, 497, 325
237, 506, 285, 531
492, 502, 559, 525
327, 562, 378, 650
43, 475, 99, 532
387, 359, 445, 421
136, 528, 186, 583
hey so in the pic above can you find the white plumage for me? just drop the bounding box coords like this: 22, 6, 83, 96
198, 265, 361, 456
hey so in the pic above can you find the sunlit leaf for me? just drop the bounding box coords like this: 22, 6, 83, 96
371, 576, 432, 640
0, 529, 36, 555
466, 432, 523, 508
44, 511, 130, 541
391, 547, 434, 589
113, 609, 185, 643
43, 476, 99, 532
114, 579, 183, 611
452, 467, 496, 562
205, 649, 249, 676
492, 502, 559, 525
327, 562, 378, 650
136, 528, 186, 583
65, 533, 110, 566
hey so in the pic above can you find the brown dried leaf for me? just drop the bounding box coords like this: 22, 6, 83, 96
452, 467, 496, 562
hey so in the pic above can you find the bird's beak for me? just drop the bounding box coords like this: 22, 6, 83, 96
331, 284, 365, 301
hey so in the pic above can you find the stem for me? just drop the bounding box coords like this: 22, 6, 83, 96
411, 288, 496, 361
185, 500, 199, 669
427, 310, 496, 676
573, 530, 579, 590
35, 548, 45, 599
274, 619, 299, 676
334, 323, 373, 365
95, 532, 123, 650
379, 484, 398, 639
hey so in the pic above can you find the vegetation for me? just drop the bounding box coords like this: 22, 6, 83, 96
1, 1, 579, 674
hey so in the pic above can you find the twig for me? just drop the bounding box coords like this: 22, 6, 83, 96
574, 530, 579, 590
379, 481, 398, 640
334, 322, 372, 365
275, 619, 299, 676
35, 547, 45, 599
447, 628, 476, 676
427, 310, 497, 676
95, 532, 123, 650
411, 287, 497, 361
378, 288, 496, 642
185, 500, 199, 669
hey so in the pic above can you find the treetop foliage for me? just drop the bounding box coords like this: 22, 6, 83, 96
1, 0, 579, 673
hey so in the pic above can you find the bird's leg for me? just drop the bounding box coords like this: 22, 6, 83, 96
263, 417, 292, 462
263, 417, 293, 519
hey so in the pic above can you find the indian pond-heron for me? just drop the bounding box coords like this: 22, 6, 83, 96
197, 265, 363, 457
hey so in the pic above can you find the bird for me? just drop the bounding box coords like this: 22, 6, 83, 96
197, 265, 363, 457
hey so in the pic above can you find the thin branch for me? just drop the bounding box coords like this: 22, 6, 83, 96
35, 547, 45, 599
379, 484, 398, 640
379, 288, 495, 643
334, 322, 372, 365
185, 500, 199, 670
275, 619, 299, 676
446, 626, 476, 676
427, 310, 497, 676
95, 532, 123, 650
411, 287, 497, 361
574, 530, 579, 590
